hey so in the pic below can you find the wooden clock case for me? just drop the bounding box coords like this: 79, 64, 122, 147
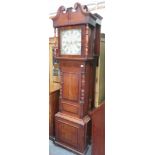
51, 3, 102, 155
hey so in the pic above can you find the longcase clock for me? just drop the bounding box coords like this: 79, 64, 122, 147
51, 3, 102, 155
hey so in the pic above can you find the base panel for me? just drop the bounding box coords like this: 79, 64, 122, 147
55, 112, 90, 154
54, 140, 89, 155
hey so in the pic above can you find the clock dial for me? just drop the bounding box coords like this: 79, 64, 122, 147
60, 29, 81, 55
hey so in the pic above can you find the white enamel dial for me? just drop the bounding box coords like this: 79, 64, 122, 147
60, 29, 81, 55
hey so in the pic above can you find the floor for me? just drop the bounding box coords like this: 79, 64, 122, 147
49, 140, 91, 155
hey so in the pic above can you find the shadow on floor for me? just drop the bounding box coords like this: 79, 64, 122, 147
49, 140, 91, 155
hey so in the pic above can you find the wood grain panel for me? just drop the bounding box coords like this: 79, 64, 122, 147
49, 89, 60, 138
63, 72, 79, 101
55, 112, 91, 153
90, 102, 105, 155
57, 121, 78, 148
62, 102, 79, 114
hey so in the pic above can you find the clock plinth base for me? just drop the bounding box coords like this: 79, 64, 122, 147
55, 112, 90, 155
54, 140, 89, 155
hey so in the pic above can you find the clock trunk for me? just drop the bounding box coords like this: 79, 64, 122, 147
59, 60, 95, 118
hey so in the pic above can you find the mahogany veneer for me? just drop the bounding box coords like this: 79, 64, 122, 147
51, 2, 102, 154
55, 112, 90, 155
89, 101, 105, 155
59, 60, 95, 118
49, 84, 60, 139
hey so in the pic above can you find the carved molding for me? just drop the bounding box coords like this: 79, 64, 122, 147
80, 63, 86, 104
52, 2, 98, 27
49, 1, 105, 18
